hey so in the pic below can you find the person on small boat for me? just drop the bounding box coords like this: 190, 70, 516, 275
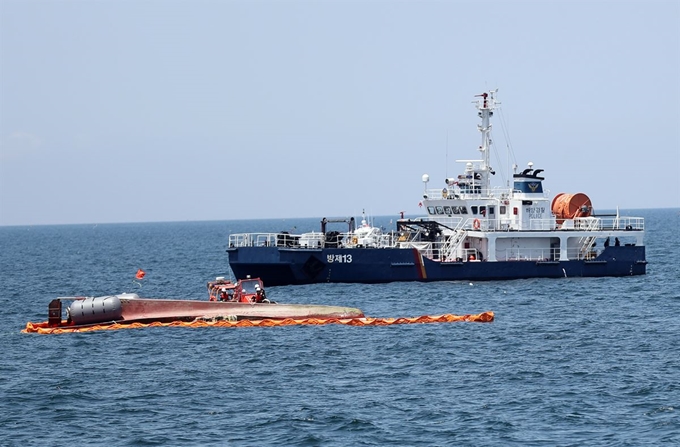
255, 284, 268, 303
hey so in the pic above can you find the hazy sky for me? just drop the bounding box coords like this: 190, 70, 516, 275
1, 0, 679, 226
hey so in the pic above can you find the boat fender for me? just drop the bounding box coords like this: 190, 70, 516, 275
473, 219, 481, 230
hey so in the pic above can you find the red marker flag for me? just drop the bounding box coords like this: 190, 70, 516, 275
135, 269, 146, 280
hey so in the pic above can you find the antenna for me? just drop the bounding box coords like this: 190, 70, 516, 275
445, 130, 448, 179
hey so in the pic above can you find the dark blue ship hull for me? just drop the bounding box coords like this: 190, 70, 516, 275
227, 245, 647, 286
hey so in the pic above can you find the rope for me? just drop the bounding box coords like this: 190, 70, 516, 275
22, 312, 494, 334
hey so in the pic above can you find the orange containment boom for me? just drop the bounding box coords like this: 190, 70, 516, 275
551, 192, 593, 224
23, 311, 494, 334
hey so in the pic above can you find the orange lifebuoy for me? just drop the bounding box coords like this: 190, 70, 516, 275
473, 218, 481, 230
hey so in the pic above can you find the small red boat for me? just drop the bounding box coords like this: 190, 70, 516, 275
45, 276, 364, 329
206, 276, 274, 303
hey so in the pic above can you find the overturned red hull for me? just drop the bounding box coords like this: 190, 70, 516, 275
47, 293, 363, 329
117, 297, 364, 322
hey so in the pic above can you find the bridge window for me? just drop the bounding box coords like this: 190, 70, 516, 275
427, 206, 436, 215
471, 206, 478, 215
444, 206, 452, 215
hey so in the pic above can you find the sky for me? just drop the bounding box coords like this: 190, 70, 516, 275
1, 0, 679, 226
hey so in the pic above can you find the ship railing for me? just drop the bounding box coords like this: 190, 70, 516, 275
336, 231, 397, 248
469, 217, 556, 231
583, 216, 644, 231
491, 186, 514, 199
574, 218, 602, 231
524, 218, 555, 231
406, 233, 468, 262
425, 185, 559, 202
500, 247, 560, 262
424, 187, 492, 200
379, 233, 399, 247
426, 188, 520, 200
569, 246, 602, 261
401, 238, 464, 260
562, 216, 645, 231
229, 231, 402, 249
499, 245, 622, 262
229, 233, 281, 248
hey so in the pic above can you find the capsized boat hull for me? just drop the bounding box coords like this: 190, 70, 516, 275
56, 294, 364, 328
118, 298, 364, 322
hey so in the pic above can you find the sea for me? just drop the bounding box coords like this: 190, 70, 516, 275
1, 208, 678, 446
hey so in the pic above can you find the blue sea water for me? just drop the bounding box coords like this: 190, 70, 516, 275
1, 208, 678, 446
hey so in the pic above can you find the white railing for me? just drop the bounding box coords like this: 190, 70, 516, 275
423, 186, 558, 201
498, 247, 560, 262
228, 232, 399, 249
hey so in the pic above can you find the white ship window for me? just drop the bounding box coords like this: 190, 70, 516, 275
436, 206, 444, 214
444, 206, 452, 215
471, 206, 478, 215
461, 207, 469, 214
500, 205, 507, 215
427, 206, 436, 215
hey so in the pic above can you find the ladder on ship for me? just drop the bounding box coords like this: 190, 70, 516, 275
579, 235, 597, 260
440, 221, 468, 261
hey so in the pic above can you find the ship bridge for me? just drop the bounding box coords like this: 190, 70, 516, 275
512, 163, 545, 195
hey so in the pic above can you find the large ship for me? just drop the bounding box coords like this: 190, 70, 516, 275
227, 90, 646, 286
